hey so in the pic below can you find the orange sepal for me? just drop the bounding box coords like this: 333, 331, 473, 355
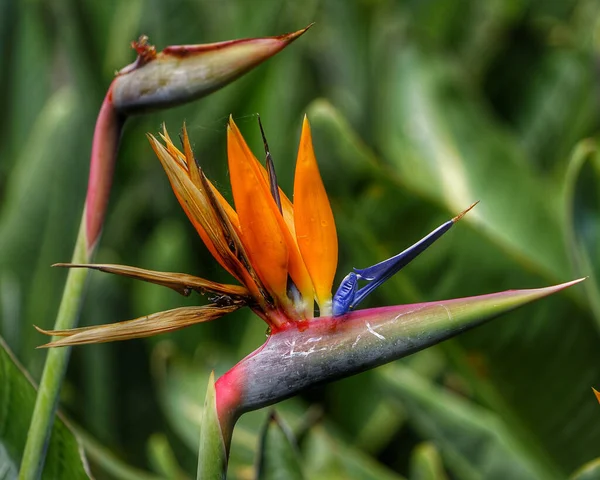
228, 120, 297, 236
53, 263, 249, 299
293, 116, 338, 315
227, 122, 289, 301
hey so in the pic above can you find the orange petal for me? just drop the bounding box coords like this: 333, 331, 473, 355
593, 387, 600, 404
227, 122, 289, 301
53, 263, 249, 299
36, 305, 240, 347
229, 119, 297, 235
228, 119, 314, 317
293, 116, 338, 315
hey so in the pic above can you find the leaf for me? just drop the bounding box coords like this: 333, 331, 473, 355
379, 364, 556, 480
0, 88, 81, 361
197, 371, 227, 480
302, 426, 404, 480
570, 458, 600, 480
563, 139, 600, 327
514, 51, 597, 170
256, 412, 304, 480
147, 434, 188, 480
377, 46, 570, 284
0, 336, 90, 479
73, 426, 166, 480
409, 443, 449, 480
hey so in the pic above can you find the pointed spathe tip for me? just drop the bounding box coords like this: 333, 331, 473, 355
278, 23, 315, 43
452, 200, 479, 223
555, 277, 587, 289
112, 27, 313, 114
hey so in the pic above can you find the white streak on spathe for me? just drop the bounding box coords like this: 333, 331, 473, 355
306, 337, 322, 343
366, 322, 385, 340
440, 304, 452, 321
282, 338, 327, 358
284, 339, 296, 358
351, 334, 362, 348
392, 306, 426, 322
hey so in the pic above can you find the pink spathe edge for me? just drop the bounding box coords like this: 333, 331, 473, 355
161, 25, 312, 56
85, 83, 124, 251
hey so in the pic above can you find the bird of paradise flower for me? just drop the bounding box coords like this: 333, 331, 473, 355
36, 116, 579, 348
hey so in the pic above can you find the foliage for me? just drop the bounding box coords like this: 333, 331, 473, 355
1, 0, 599, 478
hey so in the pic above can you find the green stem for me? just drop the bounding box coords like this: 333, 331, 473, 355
19, 217, 91, 480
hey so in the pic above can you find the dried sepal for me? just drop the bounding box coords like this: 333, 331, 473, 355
148, 134, 253, 286
36, 304, 241, 348
53, 263, 249, 299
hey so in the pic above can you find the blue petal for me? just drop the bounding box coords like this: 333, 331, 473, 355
332, 201, 478, 316
332, 272, 358, 316
350, 220, 453, 308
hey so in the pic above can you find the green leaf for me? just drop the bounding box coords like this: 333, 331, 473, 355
302, 426, 404, 480
514, 51, 597, 170
409, 443, 448, 480
256, 412, 304, 480
563, 139, 600, 327
197, 371, 227, 480
147, 434, 188, 480
379, 364, 555, 480
0, 336, 90, 479
570, 458, 600, 480
377, 46, 570, 284
74, 427, 165, 480
0, 88, 79, 358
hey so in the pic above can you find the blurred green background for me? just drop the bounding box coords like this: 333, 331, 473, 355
2, 0, 600, 478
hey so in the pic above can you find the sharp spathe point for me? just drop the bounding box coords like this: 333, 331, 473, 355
453, 200, 480, 223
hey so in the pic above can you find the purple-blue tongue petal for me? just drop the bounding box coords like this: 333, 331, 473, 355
351, 219, 454, 307
333, 202, 478, 315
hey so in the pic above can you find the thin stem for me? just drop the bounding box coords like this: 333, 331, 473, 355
19, 217, 90, 480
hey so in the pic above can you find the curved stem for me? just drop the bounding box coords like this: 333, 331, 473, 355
19, 90, 123, 480
18, 219, 89, 480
